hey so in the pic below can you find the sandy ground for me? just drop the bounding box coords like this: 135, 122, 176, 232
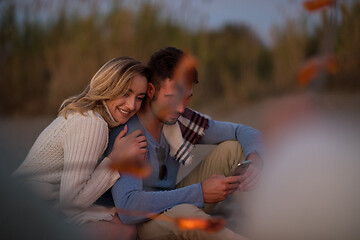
1, 92, 360, 238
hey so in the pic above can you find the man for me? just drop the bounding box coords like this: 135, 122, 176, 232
105, 47, 264, 239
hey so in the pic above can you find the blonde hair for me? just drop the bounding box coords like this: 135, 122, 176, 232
59, 57, 151, 128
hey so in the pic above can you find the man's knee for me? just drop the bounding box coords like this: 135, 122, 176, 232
215, 141, 243, 161
218, 140, 242, 152
165, 204, 209, 219
137, 204, 209, 240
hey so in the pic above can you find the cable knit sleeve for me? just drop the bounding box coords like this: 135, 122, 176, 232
60, 113, 120, 214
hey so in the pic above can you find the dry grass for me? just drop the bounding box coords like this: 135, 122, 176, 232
1, 1, 359, 116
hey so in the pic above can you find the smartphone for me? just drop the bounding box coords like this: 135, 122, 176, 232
233, 160, 252, 176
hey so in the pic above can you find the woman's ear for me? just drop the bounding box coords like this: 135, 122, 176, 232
147, 83, 155, 98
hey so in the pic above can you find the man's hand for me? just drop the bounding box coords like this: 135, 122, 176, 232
201, 174, 241, 204
238, 153, 262, 192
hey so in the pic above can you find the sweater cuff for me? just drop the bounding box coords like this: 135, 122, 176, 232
100, 157, 121, 179
196, 182, 205, 208
245, 150, 264, 169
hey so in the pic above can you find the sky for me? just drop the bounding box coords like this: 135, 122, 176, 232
148, 0, 321, 44
8, 0, 347, 45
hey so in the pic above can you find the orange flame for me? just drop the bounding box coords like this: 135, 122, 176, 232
175, 217, 226, 233
172, 52, 198, 84
115, 207, 226, 233
297, 54, 338, 87
303, 0, 335, 12
151, 52, 198, 122
110, 160, 152, 178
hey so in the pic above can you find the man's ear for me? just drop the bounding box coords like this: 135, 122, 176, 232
147, 83, 155, 98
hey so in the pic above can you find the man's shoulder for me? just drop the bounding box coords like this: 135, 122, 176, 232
125, 114, 143, 133
105, 115, 140, 156
109, 114, 140, 136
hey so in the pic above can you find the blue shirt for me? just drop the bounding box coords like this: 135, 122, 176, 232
105, 114, 264, 224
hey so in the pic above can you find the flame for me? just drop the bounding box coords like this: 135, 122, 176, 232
115, 207, 226, 233
325, 55, 338, 74
172, 52, 198, 84
150, 52, 198, 122
303, 0, 335, 12
110, 160, 152, 178
172, 52, 198, 107
297, 54, 338, 87
175, 217, 226, 233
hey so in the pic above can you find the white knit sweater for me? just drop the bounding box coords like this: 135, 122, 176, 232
14, 110, 120, 225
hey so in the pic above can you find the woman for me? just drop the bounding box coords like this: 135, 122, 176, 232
14, 57, 151, 239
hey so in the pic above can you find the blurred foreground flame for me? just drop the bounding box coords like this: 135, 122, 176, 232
116, 207, 226, 233
297, 54, 338, 87
110, 160, 152, 178
248, 93, 360, 239
153, 52, 198, 121
172, 52, 198, 83
303, 0, 335, 12
175, 217, 226, 233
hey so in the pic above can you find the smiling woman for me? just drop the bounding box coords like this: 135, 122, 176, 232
106, 75, 147, 123
13, 57, 151, 240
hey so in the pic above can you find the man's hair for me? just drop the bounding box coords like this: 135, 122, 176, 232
147, 47, 198, 91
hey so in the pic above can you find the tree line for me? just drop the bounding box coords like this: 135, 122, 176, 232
1, 0, 359, 116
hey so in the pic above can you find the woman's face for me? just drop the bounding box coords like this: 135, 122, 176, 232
106, 74, 148, 124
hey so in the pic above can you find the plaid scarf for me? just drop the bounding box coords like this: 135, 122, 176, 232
163, 108, 209, 166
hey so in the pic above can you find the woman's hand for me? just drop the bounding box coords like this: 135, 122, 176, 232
108, 125, 150, 177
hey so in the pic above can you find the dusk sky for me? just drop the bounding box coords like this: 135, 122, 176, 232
150, 0, 321, 44
10, 0, 350, 45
